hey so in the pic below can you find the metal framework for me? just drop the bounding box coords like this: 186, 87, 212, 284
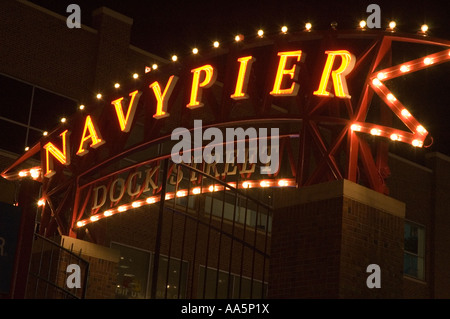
2, 29, 450, 242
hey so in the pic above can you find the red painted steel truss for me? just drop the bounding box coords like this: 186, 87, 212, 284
3, 30, 450, 238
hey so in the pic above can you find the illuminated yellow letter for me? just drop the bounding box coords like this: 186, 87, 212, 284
150, 75, 179, 119
231, 56, 255, 100
313, 50, 355, 99
270, 50, 303, 96
43, 130, 71, 178
187, 64, 217, 109
76, 115, 105, 156
111, 90, 142, 132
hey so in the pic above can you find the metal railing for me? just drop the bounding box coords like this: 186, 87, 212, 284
25, 232, 89, 299
149, 159, 272, 299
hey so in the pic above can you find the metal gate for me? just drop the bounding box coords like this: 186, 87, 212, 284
146, 160, 272, 299
25, 231, 89, 299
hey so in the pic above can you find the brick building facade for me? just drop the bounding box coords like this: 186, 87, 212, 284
1, 0, 450, 299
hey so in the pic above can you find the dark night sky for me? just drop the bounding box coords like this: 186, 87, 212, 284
25, 0, 450, 157
28, 0, 450, 57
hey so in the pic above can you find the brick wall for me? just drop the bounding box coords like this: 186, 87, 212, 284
0, 0, 168, 103
269, 180, 405, 298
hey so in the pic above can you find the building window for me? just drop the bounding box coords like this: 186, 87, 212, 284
0, 73, 77, 154
404, 222, 425, 280
111, 242, 188, 299
197, 266, 268, 299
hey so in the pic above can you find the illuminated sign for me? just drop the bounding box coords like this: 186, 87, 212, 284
42, 49, 360, 177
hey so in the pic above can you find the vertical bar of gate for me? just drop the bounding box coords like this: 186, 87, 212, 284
238, 190, 250, 299
178, 164, 190, 298
150, 158, 169, 299
189, 167, 202, 298
214, 183, 227, 298
44, 241, 55, 298
261, 205, 270, 298
201, 178, 215, 298
226, 186, 239, 299
82, 259, 89, 299
34, 236, 45, 297
164, 164, 179, 299
249, 201, 260, 298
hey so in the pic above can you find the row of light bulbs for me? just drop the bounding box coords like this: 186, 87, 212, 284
74, 178, 295, 228
23, 21, 432, 152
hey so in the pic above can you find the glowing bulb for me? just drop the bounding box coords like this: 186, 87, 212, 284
257, 29, 264, 37
208, 185, 220, 192
114, 83, 120, 88
171, 55, 178, 62
242, 181, 251, 189
104, 210, 113, 217
389, 21, 396, 30
421, 24, 428, 33
213, 41, 220, 48
417, 125, 427, 134
390, 134, 399, 141
79, 104, 85, 110
30, 169, 40, 179
305, 23, 312, 31
400, 65, 410, 73
176, 190, 187, 197
370, 128, 381, 136
377, 72, 386, 80
133, 73, 139, 79
387, 93, 396, 102
60, 117, 67, 123
43, 131, 48, 136
235, 34, 243, 42
372, 78, 382, 86
192, 48, 199, 54
96, 93, 102, 99
90, 215, 99, 222
118, 206, 127, 212
192, 187, 201, 195
165, 193, 173, 200
412, 139, 423, 147
76, 221, 85, 227
278, 180, 289, 187
152, 64, 158, 70
424, 57, 433, 65
401, 109, 411, 117
37, 199, 45, 206
260, 181, 270, 187
18, 171, 27, 177
146, 197, 156, 204
24, 146, 29, 151
351, 124, 362, 131
359, 20, 366, 29
281, 26, 288, 33
132, 201, 142, 208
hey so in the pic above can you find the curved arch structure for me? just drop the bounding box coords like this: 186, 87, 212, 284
3, 29, 450, 238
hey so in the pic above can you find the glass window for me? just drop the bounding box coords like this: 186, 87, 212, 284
155, 256, 188, 299
111, 242, 151, 299
0, 73, 78, 154
0, 74, 32, 123
197, 266, 268, 299
111, 242, 188, 299
404, 222, 425, 280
